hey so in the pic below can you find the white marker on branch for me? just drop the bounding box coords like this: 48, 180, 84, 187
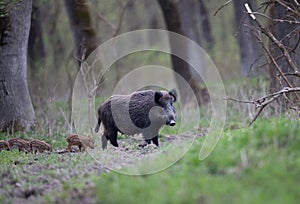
244, 3, 256, 20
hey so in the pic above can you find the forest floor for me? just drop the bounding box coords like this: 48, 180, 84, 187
0, 130, 200, 204
1, 117, 300, 204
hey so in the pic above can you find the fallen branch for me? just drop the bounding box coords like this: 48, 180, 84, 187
225, 87, 300, 126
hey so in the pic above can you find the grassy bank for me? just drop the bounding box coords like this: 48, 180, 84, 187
0, 117, 299, 204
93, 118, 300, 204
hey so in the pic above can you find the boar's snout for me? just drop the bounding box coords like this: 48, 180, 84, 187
163, 104, 176, 127
168, 119, 176, 126
165, 114, 176, 126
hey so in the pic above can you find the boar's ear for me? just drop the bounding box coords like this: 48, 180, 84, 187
169, 89, 177, 102
155, 91, 163, 104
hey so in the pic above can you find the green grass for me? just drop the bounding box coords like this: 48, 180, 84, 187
92, 117, 300, 204
1, 117, 299, 204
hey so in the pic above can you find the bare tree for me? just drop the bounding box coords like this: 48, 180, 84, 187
226, 0, 300, 124
157, 0, 208, 105
64, 0, 98, 65
178, 0, 201, 46
28, 0, 46, 73
233, 0, 261, 77
0, 0, 36, 132
198, 0, 214, 49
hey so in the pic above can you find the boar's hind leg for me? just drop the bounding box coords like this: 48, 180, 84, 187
108, 129, 118, 147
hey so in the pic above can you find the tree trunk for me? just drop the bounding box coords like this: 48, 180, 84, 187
177, 0, 201, 46
48, 1, 65, 71
64, 0, 98, 65
157, 0, 208, 105
198, 0, 214, 49
28, 0, 45, 75
0, 0, 36, 132
233, 0, 260, 77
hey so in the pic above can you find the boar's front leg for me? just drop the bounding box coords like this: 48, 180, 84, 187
152, 135, 159, 146
144, 135, 159, 146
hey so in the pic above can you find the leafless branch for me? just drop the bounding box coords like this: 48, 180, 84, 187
96, 12, 116, 31
283, 71, 300, 78
94, 0, 134, 36
245, 2, 300, 103
251, 12, 300, 24
113, 0, 134, 36
203, 1, 300, 123
225, 87, 300, 126
249, 105, 268, 126
256, 33, 300, 69
254, 29, 295, 88
251, 15, 299, 73
224, 98, 255, 104
256, 87, 300, 103
293, 0, 300, 7
275, 0, 300, 18
213, 0, 232, 16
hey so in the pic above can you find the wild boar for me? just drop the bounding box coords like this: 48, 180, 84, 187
95, 89, 177, 149
30, 139, 52, 154
7, 138, 30, 152
0, 140, 10, 151
66, 134, 95, 152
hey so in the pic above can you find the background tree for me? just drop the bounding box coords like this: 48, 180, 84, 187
198, 0, 214, 50
28, 0, 46, 81
157, 0, 209, 105
226, 0, 300, 123
233, 0, 261, 77
177, 0, 201, 46
0, 0, 36, 132
64, 0, 98, 65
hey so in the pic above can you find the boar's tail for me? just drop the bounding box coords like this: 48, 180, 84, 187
95, 116, 101, 133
